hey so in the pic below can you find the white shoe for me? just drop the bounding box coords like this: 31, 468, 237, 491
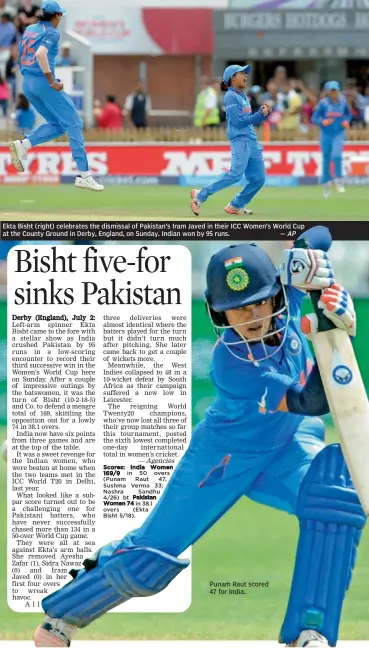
286, 629, 328, 646
190, 189, 201, 215
224, 203, 253, 216
322, 182, 331, 199
75, 175, 104, 192
9, 140, 27, 172
335, 180, 346, 193
34, 615, 77, 647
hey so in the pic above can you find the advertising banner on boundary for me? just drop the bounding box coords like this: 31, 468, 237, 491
1, 143, 369, 184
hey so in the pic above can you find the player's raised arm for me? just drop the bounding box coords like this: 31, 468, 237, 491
277, 283, 355, 415
224, 93, 269, 128
276, 226, 336, 415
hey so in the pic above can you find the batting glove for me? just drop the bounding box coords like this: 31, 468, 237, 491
280, 248, 335, 290
301, 284, 357, 340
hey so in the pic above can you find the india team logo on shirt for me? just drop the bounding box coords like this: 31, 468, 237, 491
224, 257, 250, 292
286, 333, 302, 356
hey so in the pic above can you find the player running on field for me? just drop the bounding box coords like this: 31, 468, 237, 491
10, 1, 104, 192
34, 226, 365, 648
312, 81, 351, 199
191, 64, 271, 217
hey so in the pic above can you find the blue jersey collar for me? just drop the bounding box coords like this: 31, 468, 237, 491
40, 21, 56, 30
328, 94, 341, 105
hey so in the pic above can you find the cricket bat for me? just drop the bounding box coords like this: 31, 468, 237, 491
296, 239, 369, 515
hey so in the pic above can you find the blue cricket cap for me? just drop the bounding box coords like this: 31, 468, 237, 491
325, 80, 340, 91
223, 64, 252, 85
41, 1, 67, 14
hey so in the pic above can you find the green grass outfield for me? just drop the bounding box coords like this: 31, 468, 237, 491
0, 185, 368, 221
1, 426, 369, 641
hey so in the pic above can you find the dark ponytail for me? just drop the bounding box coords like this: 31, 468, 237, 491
36, 9, 55, 21
220, 80, 229, 92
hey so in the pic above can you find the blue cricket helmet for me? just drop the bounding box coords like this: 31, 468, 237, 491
205, 243, 280, 313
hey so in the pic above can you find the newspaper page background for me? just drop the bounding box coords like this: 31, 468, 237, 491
7, 244, 191, 613
1, 238, 369, 648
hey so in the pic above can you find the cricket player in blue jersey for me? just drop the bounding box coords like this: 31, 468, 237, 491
191, 64, 271, 217
10, 1, 104, 191
312, 81, 351, 199
34, 226, 365, 648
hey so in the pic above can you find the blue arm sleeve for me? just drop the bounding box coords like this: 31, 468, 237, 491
312, 101, 324, 126
286, 362, 329, 415
225, 98, 267, 128
285, 285, 306, 317
212, 340, 295, 409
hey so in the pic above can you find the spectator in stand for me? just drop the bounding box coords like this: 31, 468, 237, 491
359, 83, 369, 124
343, 80, 364, 126
273, 65, 288, 92
215, 77, 226, 124
247, 85, 261, 112
211, 77, 223, 126
0, 12, 16, 77
14, 93, 35, 133
16, 0, 39, 35
247, 85, 263, 128
95, 95, 123, 130
294, 79, 317, 105
357, 83, 369, 107
277, 79, 303, 131
293, 80, 318, 133
299, 98, 315, 134
125, 80, 151, 129
0, 0, 16, 19
5, 41, 16, 101
193, 75, 220, 128
0, 70, 8, 116
261, 79, 283, 128
55, 41, 76, 66
261, 79, 277, 105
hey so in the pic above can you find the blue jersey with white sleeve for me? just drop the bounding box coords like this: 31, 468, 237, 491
224, 88, 267, 141
18, 22, 60, 78
202, 286, 314, 452
312, 95, 351, 136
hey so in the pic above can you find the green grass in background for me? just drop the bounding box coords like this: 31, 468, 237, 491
1, 426, 369, 641
0, 186, 368, 220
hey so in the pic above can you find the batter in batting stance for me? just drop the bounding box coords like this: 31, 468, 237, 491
34, 226, 365, 648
